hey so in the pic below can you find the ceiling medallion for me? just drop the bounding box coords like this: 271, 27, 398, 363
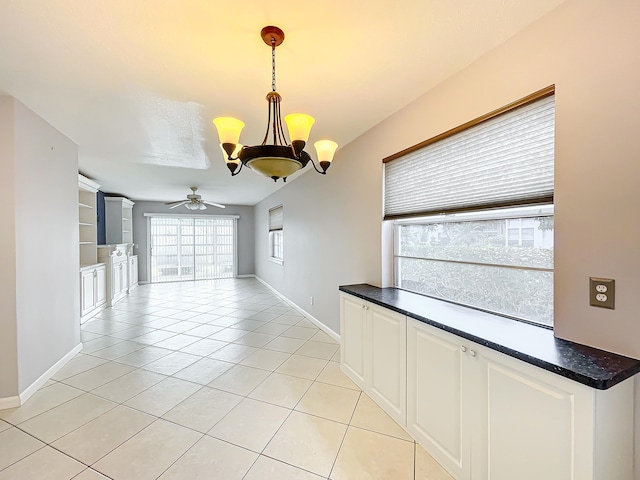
213, 26, 338, 182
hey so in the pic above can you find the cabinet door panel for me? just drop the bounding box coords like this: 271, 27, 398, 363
95, 267, 106, 306
119, 263, 126, 294
478, 359, 573, 480
112, 262, 124, 296
80, 270, 95, 316
369, 306, 406, 424
340, 294, 366, 387
129, 256, 138, 286
407, 321, 466, 479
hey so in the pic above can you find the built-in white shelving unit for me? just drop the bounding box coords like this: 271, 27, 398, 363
105, 197, 134, 245
78, 174, 107, 323
78, 174, 101, 266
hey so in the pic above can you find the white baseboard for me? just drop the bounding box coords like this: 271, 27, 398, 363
236, 274, 255, 279
254, 276, 340, 343
19, 343, 83, 405
0, 343, 83, 410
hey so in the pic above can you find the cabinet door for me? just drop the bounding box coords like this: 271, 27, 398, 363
95, 266, 106, 307
340, 294, 367, 388
367, 304, 406, 425
80, 270, 96, 316
129, 256, 138, 286
118, 262, 127, 294
112, 262, 123, 296
407, 320, 469, 480
474, 348, 589, 480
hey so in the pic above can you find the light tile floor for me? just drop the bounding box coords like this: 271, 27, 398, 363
0, 278, 453, 479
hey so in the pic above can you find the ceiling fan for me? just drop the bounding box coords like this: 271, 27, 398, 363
165, 187, 225, 210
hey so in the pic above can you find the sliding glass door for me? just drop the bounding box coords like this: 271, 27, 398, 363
149, 216, 235, 283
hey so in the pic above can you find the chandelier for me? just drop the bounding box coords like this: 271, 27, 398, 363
213, 26, 338, 182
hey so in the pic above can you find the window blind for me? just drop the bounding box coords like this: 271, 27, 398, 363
384, 92, 555, 220
268, 205, 283, 231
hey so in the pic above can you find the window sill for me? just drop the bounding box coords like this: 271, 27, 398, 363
269, 257, 284, 265
339, 283, 640, 390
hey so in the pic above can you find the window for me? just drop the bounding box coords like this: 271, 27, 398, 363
394, 206, 554, 326
268, 206, 284, 264
148, 215, 236, 283
385, 87, 555, 326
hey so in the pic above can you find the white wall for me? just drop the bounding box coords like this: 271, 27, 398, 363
0, 97, 19, 399
0, 97, 79, 397
254, 147, 382, 335
255, 1, 640, 472
13, 99, 80, 392
255, 0, 640, 358
132, 201, 255, 283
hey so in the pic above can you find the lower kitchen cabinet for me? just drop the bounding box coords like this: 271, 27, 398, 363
341, 291, 634, 480
79, 263, 106, 322
340, 293, 367, 387
406, 318, 469, 479
407, 314, 634, 480
340, 293, 406, 425
128, 254, 139, 292
473, 345, 632, 480
98, 244, 131, 307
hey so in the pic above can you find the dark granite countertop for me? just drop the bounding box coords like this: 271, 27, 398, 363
339, 284, 640, 390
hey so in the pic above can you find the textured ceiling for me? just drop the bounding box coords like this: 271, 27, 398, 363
0, 0, 566, 205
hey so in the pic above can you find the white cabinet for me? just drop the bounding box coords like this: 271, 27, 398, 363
79, 264, 106, 323
474, 347, 632, 480
95, 265, 106, 306
405, 318, 634, 480
407, 319, 470, 479
340, 291, 634, 480
98, 244, 130, 307
111, 256, 127, 303
340, 293, 406, 425
78, 174, 106, 324
105, 197, 134, 245
128, 255, 138, 292
367, 302, 406, 425
80, 268, 95, 318
340, 293, 367, 387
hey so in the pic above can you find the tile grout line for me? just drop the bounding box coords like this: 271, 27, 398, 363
327, 389, 363, 479
5, 279, 352, 479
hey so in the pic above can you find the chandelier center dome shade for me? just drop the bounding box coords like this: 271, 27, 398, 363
213, 26, 338, 182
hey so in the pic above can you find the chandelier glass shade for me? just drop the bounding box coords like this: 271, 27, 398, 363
213, 26, 338, 182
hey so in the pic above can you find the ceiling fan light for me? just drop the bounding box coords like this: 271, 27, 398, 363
284, 113, 315, 143
213, 117, 244, 145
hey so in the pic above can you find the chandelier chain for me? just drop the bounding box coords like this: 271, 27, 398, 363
271, 39, 277, 92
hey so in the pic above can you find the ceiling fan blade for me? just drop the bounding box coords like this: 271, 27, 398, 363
168, 201, 188, 209
203, 201, 226, 209
165, 200, 186, 206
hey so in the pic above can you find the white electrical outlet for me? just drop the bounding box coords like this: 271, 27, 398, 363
310, 296, 314, 305
595, 284, 608, 293
595, 293, 608, 302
